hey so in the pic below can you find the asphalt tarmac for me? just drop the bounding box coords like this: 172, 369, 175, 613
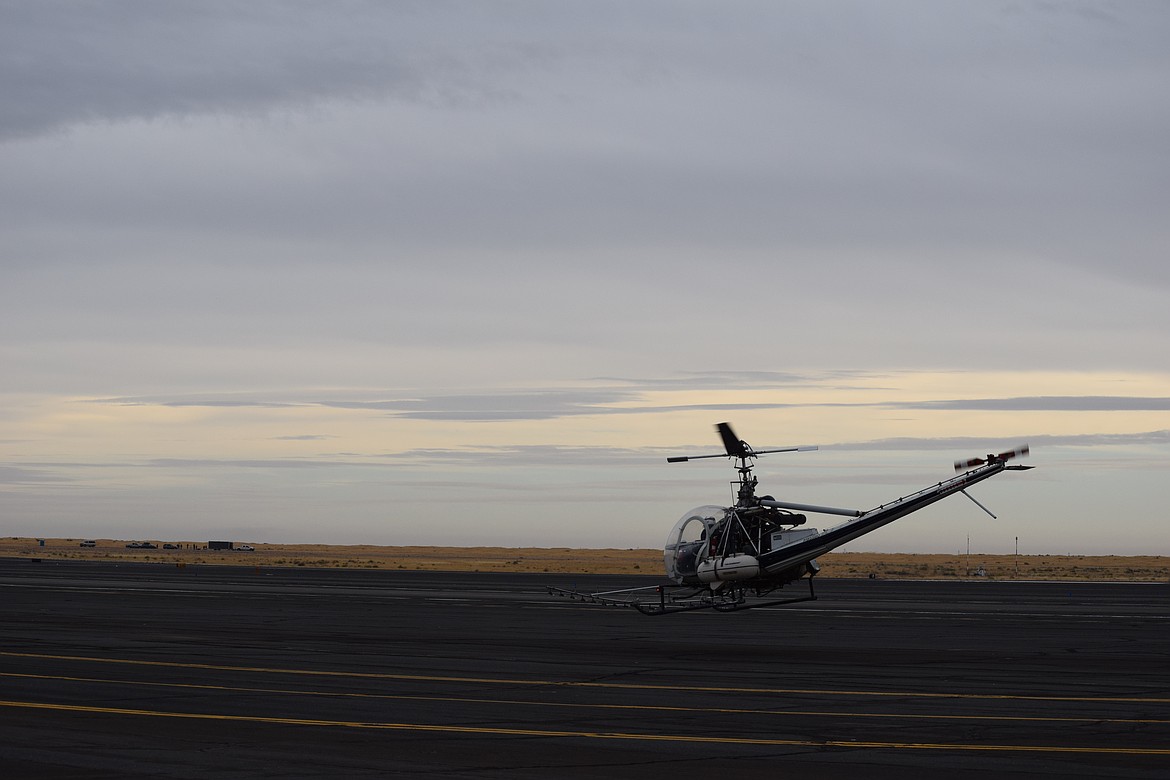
1, 558, 1167, 779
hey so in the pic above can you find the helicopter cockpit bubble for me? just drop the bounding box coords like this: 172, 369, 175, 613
664, 505, 728, 584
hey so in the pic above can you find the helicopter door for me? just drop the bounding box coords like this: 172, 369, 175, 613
663, 506, 725, 584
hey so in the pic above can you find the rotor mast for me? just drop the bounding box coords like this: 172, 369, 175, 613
733, 454, 758, 507
667, 422, 817, 508
667, 423, 865, 518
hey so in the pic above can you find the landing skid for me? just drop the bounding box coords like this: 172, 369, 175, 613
547, 576, 817, 616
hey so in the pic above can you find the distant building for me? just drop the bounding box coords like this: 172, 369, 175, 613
208, 540, 233, 550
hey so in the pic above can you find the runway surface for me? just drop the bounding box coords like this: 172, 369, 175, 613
1, 558, 1167, 778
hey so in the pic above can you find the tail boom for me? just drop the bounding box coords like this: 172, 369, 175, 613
757, 459, 1013, 576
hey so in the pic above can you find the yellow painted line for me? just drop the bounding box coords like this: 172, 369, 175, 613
1, 699, 1167, 755
4, 651, 1168, 705
7, 672, 1168, 726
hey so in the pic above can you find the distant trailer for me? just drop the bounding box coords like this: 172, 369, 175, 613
208, 540, 233, 550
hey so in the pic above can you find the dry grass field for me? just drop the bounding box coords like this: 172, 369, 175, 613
4, 537, 1168, 581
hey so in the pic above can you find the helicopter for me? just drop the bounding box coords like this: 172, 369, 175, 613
550, 422, 1031, 615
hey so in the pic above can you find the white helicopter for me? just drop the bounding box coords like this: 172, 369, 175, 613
551, 422, 1030, 615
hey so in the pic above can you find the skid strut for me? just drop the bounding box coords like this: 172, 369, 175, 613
549, 575, 817, 616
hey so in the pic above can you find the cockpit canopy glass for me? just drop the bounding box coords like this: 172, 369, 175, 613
663, 505, 728, 584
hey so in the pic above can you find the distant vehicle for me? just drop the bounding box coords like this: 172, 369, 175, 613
79, 540, 96, 547
162, 543, 179, 550
139, 542, 158, 549
237, 545, 255, 552
125, 542, 142, 548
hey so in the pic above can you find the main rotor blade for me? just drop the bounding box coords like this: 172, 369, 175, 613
716, 422, 747, 458
667, 445, 817, 463
666, 453, 729, 463
752, 445, 819, 455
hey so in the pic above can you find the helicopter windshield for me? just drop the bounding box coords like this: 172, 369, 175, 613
663, 506, 727, 584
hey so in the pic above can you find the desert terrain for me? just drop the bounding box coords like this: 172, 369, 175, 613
3, 537, 1168, 581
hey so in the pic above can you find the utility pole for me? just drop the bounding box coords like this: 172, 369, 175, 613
1014, 535, 1019, 578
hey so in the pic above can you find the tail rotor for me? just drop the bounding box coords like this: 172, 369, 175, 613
955, 444, 1030, 472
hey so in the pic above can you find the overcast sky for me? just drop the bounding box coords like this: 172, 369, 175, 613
3, 2, 1168, 557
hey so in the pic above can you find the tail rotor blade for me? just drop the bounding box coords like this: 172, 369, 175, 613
955, 444, 1030, 472
954, 456, 987, 472
998, 444, 1030, 462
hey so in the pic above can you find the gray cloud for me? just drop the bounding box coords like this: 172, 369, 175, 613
100, 398, 303, 409
833, 430, 1170, 452
14, 429, 1165, 482
0, 465, 69, 485
593, 371, 894, 390
0, 1, 534, 140
317, 390, 639, 420
894, 397, 1170, 412
4, 3, 1167, 286
146, 458, 346, 470
88, 390, 1170, 421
